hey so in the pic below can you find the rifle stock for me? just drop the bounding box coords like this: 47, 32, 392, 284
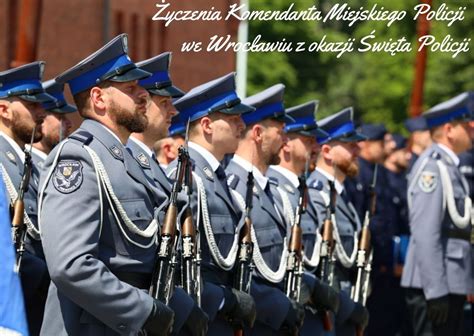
149, 147, 187, 303
285, 174, 306, 302
181, 150, 201, 307
317, 179, 337, 331
352, 165, 378, 335
13, 128, 36, 273
234, 171, 254, 336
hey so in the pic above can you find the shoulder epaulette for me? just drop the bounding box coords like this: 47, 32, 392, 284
227, 173, 239, 189
69, 130, 93, 145
431, 151, 441, 160
268, 176, 279, 186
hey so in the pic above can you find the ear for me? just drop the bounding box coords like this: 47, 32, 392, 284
282, 139, 292, 153
321, 143, 332, 161
90, 86, 107, 112
200, 116, 213, 135
252, 124, 263, 143
0, 100, 12, 120
162, 142, 171, 156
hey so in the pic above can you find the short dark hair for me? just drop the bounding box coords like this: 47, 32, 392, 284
72, 81, 112, 117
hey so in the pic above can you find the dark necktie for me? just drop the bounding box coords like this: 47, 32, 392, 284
215, 165, 232, 200
340, 189, 351, 205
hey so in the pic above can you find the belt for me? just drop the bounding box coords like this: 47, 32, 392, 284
115, 271, 151, 290
443, 229, 471, 241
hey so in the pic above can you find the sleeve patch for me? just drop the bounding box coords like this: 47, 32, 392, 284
52, 160, 83, 193
418, 171, 437, 193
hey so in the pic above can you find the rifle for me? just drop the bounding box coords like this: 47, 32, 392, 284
12, 126, 36, 273
180, 119, 202, 306
352, 164, 377, 336
149, 135, 189, 304
316, 178, 337, 331
284, 171, 307, 302
233, 170, 255, 336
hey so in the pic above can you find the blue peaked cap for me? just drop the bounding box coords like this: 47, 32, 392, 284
317, 107, 366, 144
242, 84, 294, 125
391, 133, 407, 150
0, 61, 55, 103
174, 72, 254, 122
358, 123, 387, 141
169, 114, 186, 137
284, 100, 328, 139
137, 52, 185, 98
42, 79, 77, 113
404, 116, 428, 132
424, 91, 473, 128
56, 34, 151, 95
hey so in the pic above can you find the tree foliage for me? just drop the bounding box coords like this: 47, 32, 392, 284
246, 0, 473, 133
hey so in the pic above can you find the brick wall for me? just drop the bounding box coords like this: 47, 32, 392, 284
0, 0, 240, 129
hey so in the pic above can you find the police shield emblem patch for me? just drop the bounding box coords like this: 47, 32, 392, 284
53, 160, 83, 193
136, 153, 150, 168
418, 171, 437, 193
202, 166, 214, 181
6, 151, 16, 163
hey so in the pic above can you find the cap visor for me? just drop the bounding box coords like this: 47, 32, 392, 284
339, 132, 367, 142
109, 68, 152, 82
19, 92, 56, 103
48, 103, 77, 113
147, 85, 185, 98
274, 114, 295, 124
219, 102, 256, 115
305, 127, 329, 138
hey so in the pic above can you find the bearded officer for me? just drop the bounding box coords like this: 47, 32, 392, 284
401, 92, 473, 336
127, 52, 208, 335
31, 79, 77, 168
167, 73, 257, 335
38, 34, 175, 336
266, 100, 341, 335
226, 84, 307, 335
306, 108, 370, 336
0, 61, 54, 335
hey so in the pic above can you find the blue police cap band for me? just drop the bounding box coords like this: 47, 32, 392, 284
326, 121, 354, 139
42, 100, 77, 113
1, 82, 55, 103
242, 102, 286, 124
425, 105, 471, 128
179, 91, 240, 121
285, 123, 328, 138
139, 71, 170, 88
1, 79, 43, 97
169, 125, 186, 137
68, 54, 148, 95
318, 122, 366, 144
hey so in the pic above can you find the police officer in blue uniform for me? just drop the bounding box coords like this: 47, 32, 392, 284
226, 84, 307, 335
38, 34, 175, 336
345, 123, 402, 335
168, 73, 257, 335
306, 107, 369, 336
401, 92, 473, 336
31, 79, 77, 168
0, 61, 54, 335
266, 100, 341, 335
126, 52, 209, 335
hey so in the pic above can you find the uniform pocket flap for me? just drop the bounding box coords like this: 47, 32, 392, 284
446, 241, 464, 259
209, 214, 234, 234
255, 227, 283, 248
120, 199, 153, 222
